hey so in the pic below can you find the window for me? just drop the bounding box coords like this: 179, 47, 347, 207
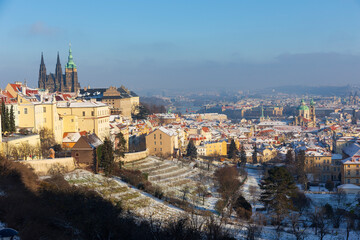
91, 111, 94, 116
44, 118, 46, 123
357, 179, 359, 184
357, 170, 359, 175
160, 134, 162, 140
160, 148, 162, 151
357, 165, 359, 168
43, 107, 46, 113
20, 99, 22, 103
160, 141, 162, 145
71, 119, 74, 122
154, 141, 156, 145
24, 108, 28, 114
154, 134, 156, 139
154, 148, 157, 151
348, 170, 351, 175
83, 111, 85, 116
348, 165, 351, 168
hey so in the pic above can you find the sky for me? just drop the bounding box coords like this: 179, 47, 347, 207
0, 0, 360, 93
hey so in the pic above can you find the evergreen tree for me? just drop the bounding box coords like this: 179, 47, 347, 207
285, 149, 293, 164
186, 140, 197, 160
228, 139, 238, 159
240, 145, 247, 165
114, 132, 127, 158
296, 150, 307, 188
252, 144, 258, 164
9, 105, 15, 133
132, 104, 149, 120
260, 167, 297, 221
99, 137, 115, 176
1, 102, 5, 134
3, 106, 9, 133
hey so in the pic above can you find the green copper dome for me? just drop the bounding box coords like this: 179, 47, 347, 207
298, 99, 309, 111
66, 43, 77, 69
310, 98, 315, 106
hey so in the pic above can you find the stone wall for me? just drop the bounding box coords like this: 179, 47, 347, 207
19, 157, 76, 176
116, 149, 149, 163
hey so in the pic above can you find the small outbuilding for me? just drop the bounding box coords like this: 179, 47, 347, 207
71, 133, 102, 168
337, 184, 360, 194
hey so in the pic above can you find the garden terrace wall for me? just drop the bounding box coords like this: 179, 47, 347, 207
19, 157, 76, 175
116, 149, 149, 162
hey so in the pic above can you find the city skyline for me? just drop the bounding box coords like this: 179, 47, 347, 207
1, 0, 360, 92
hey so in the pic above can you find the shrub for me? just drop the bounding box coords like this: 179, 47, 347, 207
233, 195, 252, 220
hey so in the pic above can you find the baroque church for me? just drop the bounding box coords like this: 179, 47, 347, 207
38, 45, 80, 92
294, 99, 316, 127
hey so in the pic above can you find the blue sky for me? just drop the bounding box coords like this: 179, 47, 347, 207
1, 0, 360, 92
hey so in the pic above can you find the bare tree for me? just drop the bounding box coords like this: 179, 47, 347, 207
249, 185, 257, 206
345, 211, 356, 240
180, 186, 190, 201
290, 213, 308, 240
244, 221, 263, 240
335, 188, 347, 207
317, 212, 330, 240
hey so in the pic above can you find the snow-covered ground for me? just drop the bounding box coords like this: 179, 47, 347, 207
124, 157, 220, 212
64, 169, 183, 221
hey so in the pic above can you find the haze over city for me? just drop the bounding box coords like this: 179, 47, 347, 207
1, 0, 360, 92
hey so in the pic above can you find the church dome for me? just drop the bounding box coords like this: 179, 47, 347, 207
298, 99, 309, 111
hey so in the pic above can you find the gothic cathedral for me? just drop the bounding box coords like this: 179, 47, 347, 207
38, 45, 80, 92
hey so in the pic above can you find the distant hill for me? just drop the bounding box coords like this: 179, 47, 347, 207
261, 85, 353, 96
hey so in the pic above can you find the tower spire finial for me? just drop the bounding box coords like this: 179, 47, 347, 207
40, 52, 45, 65
56, 51, 60, 64
66, 43, 76, 69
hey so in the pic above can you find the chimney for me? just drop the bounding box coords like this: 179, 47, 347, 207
22, 86, 26, 95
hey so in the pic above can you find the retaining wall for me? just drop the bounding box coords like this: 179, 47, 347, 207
19, 157, 76, 176
116, 149, 149, 162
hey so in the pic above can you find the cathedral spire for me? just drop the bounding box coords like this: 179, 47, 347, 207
56, 51, 61, 65
66, 43, 77, 69
40, 52, 45, 66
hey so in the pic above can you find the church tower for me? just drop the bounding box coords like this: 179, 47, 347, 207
38, 53, 47, 89
310, 98, 316, 125
55, 52, 63, 92
260, 105, 265, 122
65, 44, 80, 92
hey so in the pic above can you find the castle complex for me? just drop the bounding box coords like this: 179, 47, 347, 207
38, 45, 80, 93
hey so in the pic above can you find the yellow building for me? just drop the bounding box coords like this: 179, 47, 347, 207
197, 141, 227, 156
146, 127, 179, 157
342, 157, 360, 185
17, 93, 63, 143
1, 133, 41, 159
57, 101, 110, 140
80, 86, 139, 118
62, 115, 79, 133
305, 151, 334, 182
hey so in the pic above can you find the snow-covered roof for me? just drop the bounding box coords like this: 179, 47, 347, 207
158, 126, 178, 136
57, 101, 108, 108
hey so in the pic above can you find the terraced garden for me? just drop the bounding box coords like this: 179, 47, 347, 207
123, 156, 220, 211
64, 169, 182, 220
